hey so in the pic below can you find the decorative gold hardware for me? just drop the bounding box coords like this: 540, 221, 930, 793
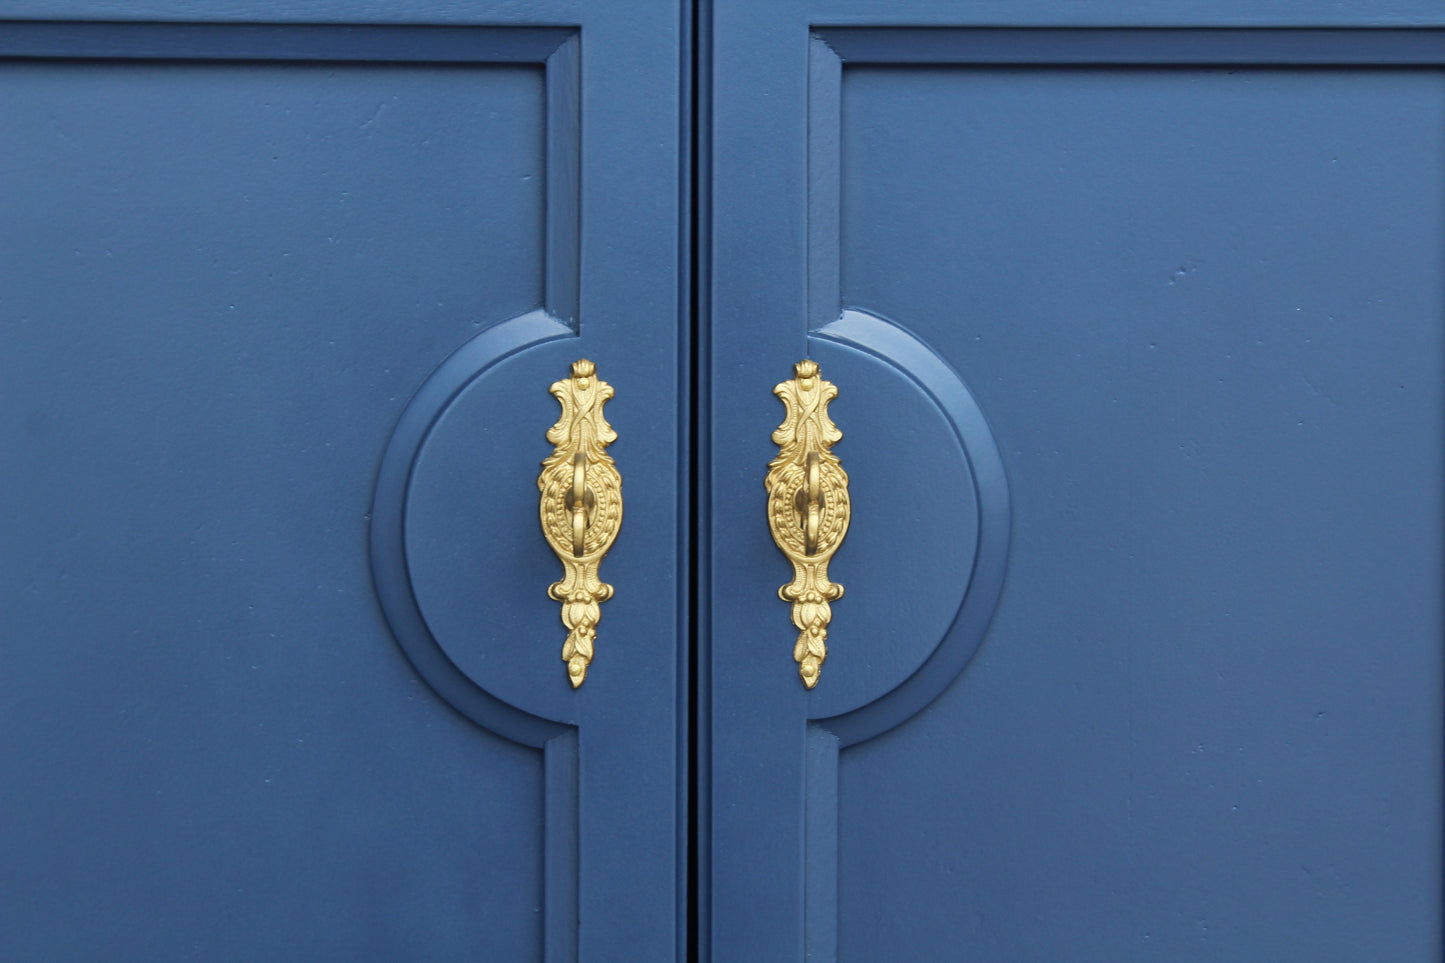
766, 359, 849, 689
539, 360, 621, 688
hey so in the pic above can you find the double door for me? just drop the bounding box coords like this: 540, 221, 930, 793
3, 1, 1441, 959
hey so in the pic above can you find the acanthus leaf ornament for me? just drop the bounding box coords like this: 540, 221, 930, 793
766, 359, 849, 688
538, 359, 622, 688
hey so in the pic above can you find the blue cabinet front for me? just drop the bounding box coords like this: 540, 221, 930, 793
4, 2, 1444, 961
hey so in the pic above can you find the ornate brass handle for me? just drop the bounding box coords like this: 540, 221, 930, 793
539, 360, 621, 688
766, 360, 849, 688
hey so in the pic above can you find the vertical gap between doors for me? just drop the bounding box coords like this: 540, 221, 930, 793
685, 0, 712, 959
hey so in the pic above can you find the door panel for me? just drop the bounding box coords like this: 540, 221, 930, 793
1, 9, 684, 960
707, 7, 1444, 961
1, 51, 551, 960
836, 60, 1443, 960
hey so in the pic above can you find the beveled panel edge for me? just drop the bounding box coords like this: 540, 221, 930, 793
544, 33, 582, 326
804, 725, 840, 961
0, 21, 574, 61
815, 26, 1445, 65
806, 36, 842, 331
544, 728, 580, 963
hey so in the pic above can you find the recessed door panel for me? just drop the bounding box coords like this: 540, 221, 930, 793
2, 57, 551, 961
836, 62, 1443, 960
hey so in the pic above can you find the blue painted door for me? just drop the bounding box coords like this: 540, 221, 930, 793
6, 2, 1445, 961
0, 6, 685, 960
705, 2, 1444, 960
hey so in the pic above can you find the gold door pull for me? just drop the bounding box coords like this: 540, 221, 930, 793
766, 360, 849, 689
539, 360, 621, 688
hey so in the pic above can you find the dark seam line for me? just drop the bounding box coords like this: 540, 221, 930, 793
685, 0, 710, 958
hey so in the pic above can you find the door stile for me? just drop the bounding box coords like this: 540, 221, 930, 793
0, 5, 688, 958
711, 7, 1445, 959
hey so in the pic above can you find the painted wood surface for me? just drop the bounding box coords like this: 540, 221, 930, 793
0, 7, 686, 960
5, 1, 1444, 960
